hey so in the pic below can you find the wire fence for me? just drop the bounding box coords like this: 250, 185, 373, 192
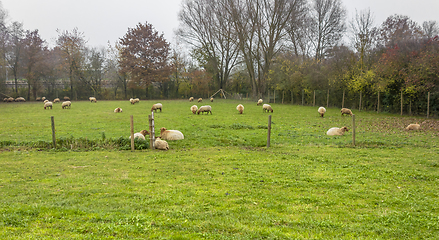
266, 89, 439, 118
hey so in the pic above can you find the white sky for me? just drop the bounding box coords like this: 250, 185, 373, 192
1, 0, 439, 49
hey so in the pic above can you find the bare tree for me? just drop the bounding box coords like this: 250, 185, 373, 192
422, 20, 439, 39
22, 29, 45, 100
7, 21, 24, 94
0, 4, 8, 94
377, 15, 423, 49
349, 8, 376, 69
309, 0, 347, 61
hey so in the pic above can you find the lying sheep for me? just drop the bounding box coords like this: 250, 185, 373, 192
341, 108, 353, 116
318, 106, 326, 117
129, 130, 150, 140
326, 126, 349, 136
155, 137, 169, 150
210, 98, 214, 102
198, 98, 202, 102
236, 104, 244, 114
257, 99, 263, 105
191, 105, 198, 114
197, 105, 212, 115
405, 123, 420, 131
263, 104, 273, 113
89, 97, 97, 103
151, 103, 162, 112
189, 97, 194, 102
44, 101, 53, 109
62, 101, 71, 109
114, 107, 123, 113
53, 98, 60, 103
160, 127, 184, 140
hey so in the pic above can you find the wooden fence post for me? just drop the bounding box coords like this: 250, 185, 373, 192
342, 90, 345, 108
291, 91, 294, 105
400, 91, 403, 115
302, 89, 304, 106
359, 91, 362, 111
326, 89, 329, 108
282, 91, 284, 104
268, 91, 270, 103
377, 91, 380, 113
274, 90, 276, 103
130, 115, 135, 151
352, 114, 356, 146
51, 116, 56, 148
149, 112, 155, 150
427, 92, 430, 118
313, 90, 316, 107
267, 115, 272, 148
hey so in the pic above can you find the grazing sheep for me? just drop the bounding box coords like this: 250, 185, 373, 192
405, 124, 421, 131
318, 107, 326, 117
154, 137, 169, 150
62, 101, 71, 109
198, 98, 202, 102
3, 98, 7, 102
44, 99, 49, 103
129, 130, 150, 140
36, 97, 42, 101
53, 98, 60, 103
326, 127, 349, 136
262, 104, 273, 113
257, 99, 263, 105
189, 97, 194, 102
129, 98, 140, 104
15, 97, 26, 102
160, 127, 184, 140
236, 104, 244, 114
197, 105, 212, 115
44, 101, 53, 109
42, 97, 46, 101
151, 103, 162, 112
210, 98, 214, 102
114, 107, 123, 113
341, 108, 353, 116
191, 105, 198, 114
7, 97, 14, 102
63, 96, 70, 101
89, 97, 97, 103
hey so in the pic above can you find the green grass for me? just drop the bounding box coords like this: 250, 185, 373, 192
0, 99, 438, 239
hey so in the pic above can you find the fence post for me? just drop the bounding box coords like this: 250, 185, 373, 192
268, 91, 270, 103
282, 91, 284, 104
274, 90, 276, 104
267, 115, 272, 148
427, 92, 430, 118
326, 89, 329, 108
149, 112, 155, 150
342, 90, 345, 108
400, 91, 403, 115
377, 91, 380, 113
130, 115, 135, 151
313, 90, 316, 107
302, 89, 304, 106
352, 114, 356, 146
291, 91, 294, 105
51, 116, 56, 148
359, 91, 362, 111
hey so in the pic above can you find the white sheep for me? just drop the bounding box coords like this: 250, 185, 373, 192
89, 97, 97, 103
155, 137, 169, 150
326, 126, 349, 136
263, 104, 273, 113
129, 130, 149, 140
197, 105, 212, 115
191, 105, 198, 114
405, 123, 420, 130
15, 97, 26, 102
160, 127, 184, 140
44, 101, 53, 109
151, 103, 162, 112
257, 99, 263, 105
189, 97, 194, 102
198, 98, 202, 102
236, 104, 244, 114
61, 101, 71, 109
44, 99, 49, 103
53, 98, 60, 103
318, 107, 326, 117
129, 98, 140, 104
341, 108, 353, 116
63, 96, 70, 101
114, 107, 123, 113
210, 97, 214, 102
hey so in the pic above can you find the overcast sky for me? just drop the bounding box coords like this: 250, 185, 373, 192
1, 0, 439, 49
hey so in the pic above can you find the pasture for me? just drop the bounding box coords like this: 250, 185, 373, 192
0, 99, 438, 239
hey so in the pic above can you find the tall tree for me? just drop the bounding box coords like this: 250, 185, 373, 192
0, 3, 8, 94
56, 28, 87, 99
309, 0, 347, 61
422, 20, 439, 39
7, 21, 24, 94
119, 22, 171, 98
21, 29, 45, 100
377, 15, 423, 49
84, 47, 105, 97
349, 8, 376, 70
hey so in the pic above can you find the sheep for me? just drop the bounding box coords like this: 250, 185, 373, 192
198, 98, 202, 102
191, 105, 198, 114
326, 126, 349, 136
160, 127, 184, 140
114, 107, 123, 113
151, 103, 162, 112
7, 97, 14, 102
42, 97, 46, 101
63, 96, 70, 101
318, 106, 326, 117
36, 97, 42, 101
154, 137, 169, 150
210, 97, 214, 102
44, 101, 53, 109
89, 97, 97, 103
236, 104, 244, 114
62, 101, 71, 109
15, 97, 26, 102
262, 104, 273, 113
405, 123, 420, 131
129, 130, 150, 140
197, 105, 212, 115
189, 97, 194, 102
341, 108, 353, 116
2, 98, 7, 102
53, 98, 60, 103
257, 99, 263, 105
44, 99, 49, 103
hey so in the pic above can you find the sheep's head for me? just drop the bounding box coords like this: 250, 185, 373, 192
140, 130, 150, 136
341, 126, 349, 132
160, 127, 167, 134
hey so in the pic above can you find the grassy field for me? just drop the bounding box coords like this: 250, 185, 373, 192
0, 99, 438, 239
